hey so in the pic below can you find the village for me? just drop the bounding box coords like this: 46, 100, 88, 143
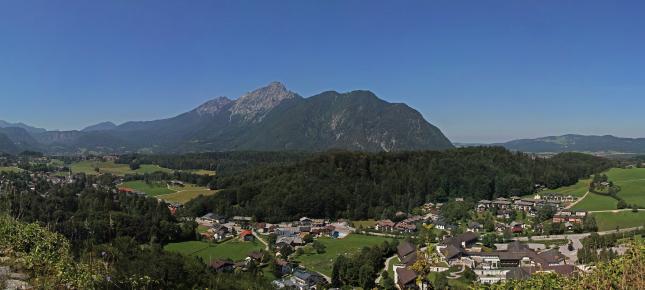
2, 155, 644, 290
189, 186, 641, 290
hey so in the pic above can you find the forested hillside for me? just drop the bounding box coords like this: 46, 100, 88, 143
116, 151, 312, 175
183, 147, 613, 222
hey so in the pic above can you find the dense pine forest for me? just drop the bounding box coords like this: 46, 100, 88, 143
116, 151, 312, 175
183, 147, 613, 222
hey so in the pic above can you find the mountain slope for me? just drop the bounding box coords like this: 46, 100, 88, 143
82, 121, 117, 132
0, 133, 19, 154
5, 82, 454, 154
499, 134, 645, 153
0, 120, 46, 134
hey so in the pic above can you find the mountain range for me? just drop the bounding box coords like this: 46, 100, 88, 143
0, 82, 454, 154
496, 134, 645, 154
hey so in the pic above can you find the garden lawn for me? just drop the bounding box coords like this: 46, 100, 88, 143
165, 239, 263, 263
119, 180, 175, 196
571, 192, 618, 211
591, 211, 645, 231
605, 168, 645, 208
296, 234, 394, 277
71, 160, 173, 176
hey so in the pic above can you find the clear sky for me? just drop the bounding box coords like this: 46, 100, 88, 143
1, 1, 643, 143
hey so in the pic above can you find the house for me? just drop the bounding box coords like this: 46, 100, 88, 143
375, 219, 396, 231
396, 267, 418, 289
553, 210, 587, 224
510, 221, 524, 233
395, 222, 417, 233
467, 221, 483, 232
492, 198, 512, 209
434, 218, 456, 231
209, 260, 234, 273
240, 230, 254, 241
397, 241, 418, 266
442, 232, 479, 249
292, 270, 327, 288
233, 216, 253, 225
477, 200, 492, 212
210, 224, 230, 241
247, 251, 265, 263
275, 259, 293, 276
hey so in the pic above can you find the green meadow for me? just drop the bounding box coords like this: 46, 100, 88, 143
164, 239, 264, 262
70, 160, 173, 176
605, 168, 645, 208
296, 234, 395, 276
119, 180, 175, 196
591, 211, 645, 231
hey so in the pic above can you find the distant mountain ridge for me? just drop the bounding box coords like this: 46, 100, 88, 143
498, 134, 645, 153
0, 82, 453, 154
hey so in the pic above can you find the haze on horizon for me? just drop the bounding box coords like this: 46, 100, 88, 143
1, 1, 643, 143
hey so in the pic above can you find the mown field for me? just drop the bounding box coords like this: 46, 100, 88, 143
0, 166, 23, 173
71, 160, 173, 176
591, 211, 645, 231
296, 234, 395, 276
156, 186, 217, 204
571, 192, 618, 211
571, 167, 645, 212
164, 239, 264, 262
119, 180, 175, 196
551, 178, 591, 197
605, 168, 645, 208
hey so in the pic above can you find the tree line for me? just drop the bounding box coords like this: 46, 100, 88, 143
182, 147, 613, 222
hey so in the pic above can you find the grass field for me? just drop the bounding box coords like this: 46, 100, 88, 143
165, 239, 263, 262
71, 160, 173, 176
605, 168, 645, 208
571, 192, 618, 211
184, 169, 216, 176
352, 219, 376, 230
551, 178, 591, 197
119, 180, 175, 196
0, 166, 23, 173
591, 211, 645, 231
296, 234, 395, 276
156, 185, 217, 204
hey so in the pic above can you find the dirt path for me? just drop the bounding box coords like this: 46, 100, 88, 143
565, 191, 589, 209
252, 231, 269, 251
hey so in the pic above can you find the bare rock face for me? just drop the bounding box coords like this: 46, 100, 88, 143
194, 96, 233, 115
230, 82, 298, 122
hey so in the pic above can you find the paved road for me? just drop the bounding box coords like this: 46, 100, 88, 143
375, 254, 397, 284
513, 226, 643, 242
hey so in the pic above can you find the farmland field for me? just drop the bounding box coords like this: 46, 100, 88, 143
119, 180, 175, 196
571, 192, 618, 211
70, 160, 173, 176
156, 185, 216, 204
591, 211, 645, 231
550, 178, 591, 197
296, 234, 395, 276
165, 239, 263, 262
0, 166, 23, 173
605, 168, 645, 208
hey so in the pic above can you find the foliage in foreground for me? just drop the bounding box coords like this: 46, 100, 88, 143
478, 240, 644, 290
0, 215, 104, 288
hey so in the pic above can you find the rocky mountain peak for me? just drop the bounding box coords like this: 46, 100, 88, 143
195, 96, 233, 115
231, 82, 298, 122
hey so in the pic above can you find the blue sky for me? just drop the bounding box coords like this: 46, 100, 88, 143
0, 1, 643, 143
